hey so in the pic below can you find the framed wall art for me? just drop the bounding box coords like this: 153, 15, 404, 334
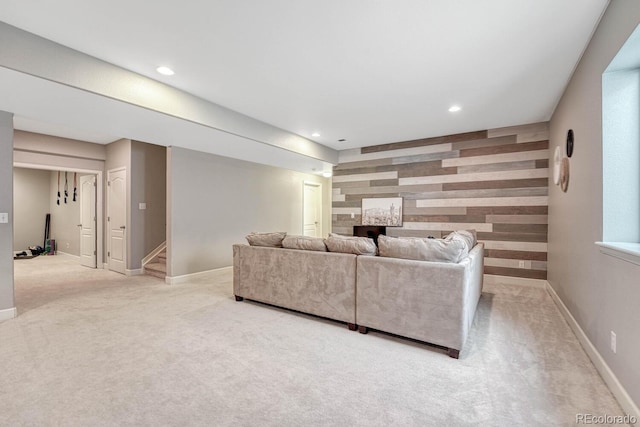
361, 197, 403, 226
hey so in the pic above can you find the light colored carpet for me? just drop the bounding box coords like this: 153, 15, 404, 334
1, 255, 624, 426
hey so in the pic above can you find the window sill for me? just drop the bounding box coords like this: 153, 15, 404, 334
595, 242, 640, 267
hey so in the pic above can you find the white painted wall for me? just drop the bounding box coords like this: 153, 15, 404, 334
167, 146, 331, 277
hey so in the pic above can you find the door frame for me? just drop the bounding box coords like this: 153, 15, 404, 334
302, 181, 323, 237
13, 162, 104, 269
106, 167, 127, 274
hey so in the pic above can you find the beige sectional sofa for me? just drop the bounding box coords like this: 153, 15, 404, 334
232, 244, 358, 329
232, 232, 484, 358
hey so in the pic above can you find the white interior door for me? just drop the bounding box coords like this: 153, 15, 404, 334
79, 174, 97, 268
107, 168, 126, 274
303, 182, 322, 237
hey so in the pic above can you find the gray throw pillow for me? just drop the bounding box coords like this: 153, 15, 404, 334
246, 231, 287, 247
444, 230, 477, 251
325, 233, 377, 255
282, 235, 327, 252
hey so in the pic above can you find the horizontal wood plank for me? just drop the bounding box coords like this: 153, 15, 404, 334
484, 266, 547, 279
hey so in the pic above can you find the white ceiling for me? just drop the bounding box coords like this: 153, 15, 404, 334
1, 0, 608, 154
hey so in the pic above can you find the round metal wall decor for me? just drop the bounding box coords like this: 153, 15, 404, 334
566, 129, 574, 158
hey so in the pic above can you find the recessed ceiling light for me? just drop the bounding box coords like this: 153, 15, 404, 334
448, 105, 461, 112
322, 171, 332, 178
156, 66, 175, 76
338, 139, 347, 142
311, 132, 320, 137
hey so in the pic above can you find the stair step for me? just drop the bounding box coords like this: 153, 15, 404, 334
146, 262, 166, 272
146, 269, 166, 279
145, 262, 166, 279
158, 253, 166, 261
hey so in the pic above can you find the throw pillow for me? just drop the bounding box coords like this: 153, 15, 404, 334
325, 233, 377, 255
245, 231, 287, 247
444, 230, 477, 251
282, 235, 327, 252
378, 234, 468, 263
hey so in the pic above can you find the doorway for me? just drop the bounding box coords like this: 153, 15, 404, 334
13, 164, 102, 267
303, 182, 322, 237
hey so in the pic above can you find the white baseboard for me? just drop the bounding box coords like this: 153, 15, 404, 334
125, 268, 144, 276
166, 266, 232, 285
546, 281, 639, 419
103, 263, 108, 269
483, 274, 547, 288
0, 307, 17, 322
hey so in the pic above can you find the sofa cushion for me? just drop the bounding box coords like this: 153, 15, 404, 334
245, 231, 287, 247
378, 234, 468, 263
325, 233, 377, 255
282, 235, 327, 252
445, 230, 477, 251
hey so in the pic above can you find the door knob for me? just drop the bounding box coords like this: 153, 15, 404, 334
77, 224, 82, 227
120, 226, 126, 230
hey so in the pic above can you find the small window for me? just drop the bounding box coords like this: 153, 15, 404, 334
599, 24, 640, 264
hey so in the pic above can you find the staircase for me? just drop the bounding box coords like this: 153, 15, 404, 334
145, 249, 166, 279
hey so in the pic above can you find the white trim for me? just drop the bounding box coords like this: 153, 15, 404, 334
0, 307, 17, 322
125, 268, 143, 276
103, 262, 108, 269
142, 241, 166, 266
546, 282, 639, 419
595, 242, 640, 267
165, 266, 232, 285
483, 274, 547, 289
56, 251, 81, 262
13, 162, 98, 174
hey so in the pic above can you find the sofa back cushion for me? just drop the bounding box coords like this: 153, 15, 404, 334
325, 233, 377, 255
282, 235, 327, 252
378, 234, 468, 263
246, 231, 287, 247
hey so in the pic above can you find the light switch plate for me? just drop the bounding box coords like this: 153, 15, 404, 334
139, 203, 146, 210
0, 213, 8, 223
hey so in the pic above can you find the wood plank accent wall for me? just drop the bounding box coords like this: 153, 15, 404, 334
331, 122, 549, 280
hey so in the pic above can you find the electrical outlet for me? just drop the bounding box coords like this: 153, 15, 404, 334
0, 213, 8, 223
518, 261, 525, 268
611, 331, 617, 353
351, 213, 355, 219
65, 242, 70, 249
